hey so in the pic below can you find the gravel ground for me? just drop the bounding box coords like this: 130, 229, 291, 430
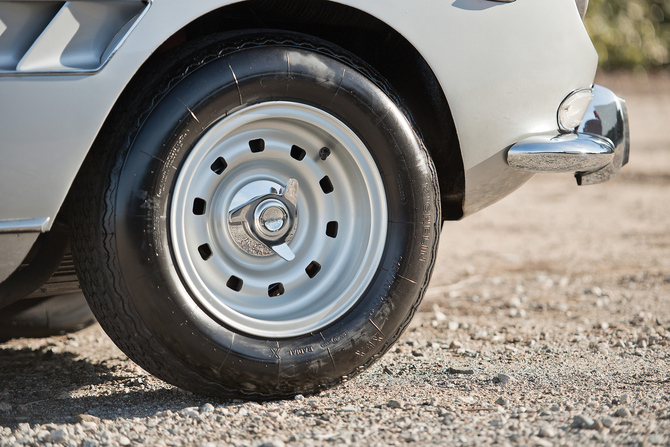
1, 73, 669, 447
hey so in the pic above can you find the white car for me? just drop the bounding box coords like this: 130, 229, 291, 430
0, 0, 629, 398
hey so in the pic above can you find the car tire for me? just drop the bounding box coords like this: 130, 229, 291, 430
70, 31, 440, 398
0, 293, 96, 342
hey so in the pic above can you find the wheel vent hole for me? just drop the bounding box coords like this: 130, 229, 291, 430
192, 198, 206, 215
290, 145, 306, 161
227, 276, 243, 292
210, 157, 227, 175
249, 139, 265, 153
268, 282, 285, 297
198, 244, 213, 261
326, 221, 338, 238
319, 176, 334, 194
305, 261, 321, 279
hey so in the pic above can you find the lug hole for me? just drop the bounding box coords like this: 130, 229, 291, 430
192, 198, 206, 215
249, 139, 265, 153
210, 157, 227, 175
268, 283, 285, 297
326, 221, 338, 238
290, 145, 306, 161
226, 276, 243, 292
305, 261, 321, 279
198, 244, 213, 261
319, 176, 334, 194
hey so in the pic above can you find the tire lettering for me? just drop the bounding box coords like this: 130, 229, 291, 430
396, 173, 407, 205
354, 331, 385, 357
287, 346, 314, 356
158, 129, 189, 198
320, 332, 348, 348
419, 183, 433, 262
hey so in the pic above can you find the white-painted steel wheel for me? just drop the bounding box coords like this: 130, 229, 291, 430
70, 32, 440, 398
170, 102, 387, 337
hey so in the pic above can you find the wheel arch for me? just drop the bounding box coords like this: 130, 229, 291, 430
76, 0, 465, 222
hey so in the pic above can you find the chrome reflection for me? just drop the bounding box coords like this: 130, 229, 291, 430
575, 85, 630, 185
507, 133, 614, 173
507, 84, 630, 185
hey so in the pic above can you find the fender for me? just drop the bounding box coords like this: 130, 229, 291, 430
0, 0, 596, 277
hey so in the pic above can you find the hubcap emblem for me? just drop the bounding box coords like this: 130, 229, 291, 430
228, 179, 299, 261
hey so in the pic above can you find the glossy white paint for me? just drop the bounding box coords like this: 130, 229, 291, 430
0, 0, 597, 225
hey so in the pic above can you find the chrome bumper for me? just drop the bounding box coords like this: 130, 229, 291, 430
507, 85, 629, 185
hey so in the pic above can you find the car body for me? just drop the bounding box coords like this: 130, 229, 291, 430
0, 0, 629, 397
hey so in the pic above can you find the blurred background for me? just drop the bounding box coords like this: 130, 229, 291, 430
586, 0, 670, 72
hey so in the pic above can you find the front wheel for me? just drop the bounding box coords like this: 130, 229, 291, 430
70, 32, 440, 398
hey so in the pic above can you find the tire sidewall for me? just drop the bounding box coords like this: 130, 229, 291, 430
111, 42, 439, 395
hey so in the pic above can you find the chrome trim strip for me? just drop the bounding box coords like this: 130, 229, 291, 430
0, 217, 50, 234
0, 0, 152, 77
507, 133, 614, 173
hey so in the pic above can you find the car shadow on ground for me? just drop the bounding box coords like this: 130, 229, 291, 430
0, 346, 228, 428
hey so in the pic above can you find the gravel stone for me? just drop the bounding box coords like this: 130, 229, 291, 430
259, 441, 286, 447
75, 414, 101, 424
50, 428, 67, 443
80, 422, 98, 431
495, 397, 509, 406
600, 415, 615, 428
183, 409, 199, 418
614, 408, 632, 417
200, 403, 215, 413
538, 425, 557, 438
387, 400, 403, 409
648, 434, 665, 445
496, 373, 513, 384
448, 367, 474, 375
572, 414, 595, 429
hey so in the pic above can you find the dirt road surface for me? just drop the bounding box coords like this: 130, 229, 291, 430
1, 73, 669, 446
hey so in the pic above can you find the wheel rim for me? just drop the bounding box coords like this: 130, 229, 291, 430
170, 102, 387, 338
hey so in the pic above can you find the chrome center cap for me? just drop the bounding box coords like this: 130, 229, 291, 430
255, 200, 289, 238
228, 179, 299, 261
262, 208, 286, 232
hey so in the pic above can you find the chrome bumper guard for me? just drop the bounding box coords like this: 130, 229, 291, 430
507, 85, 629, 185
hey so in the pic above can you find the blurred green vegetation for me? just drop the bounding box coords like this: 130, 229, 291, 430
585, 0, 670, 70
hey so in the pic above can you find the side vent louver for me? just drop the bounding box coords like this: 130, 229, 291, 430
0, 0, 149, 75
